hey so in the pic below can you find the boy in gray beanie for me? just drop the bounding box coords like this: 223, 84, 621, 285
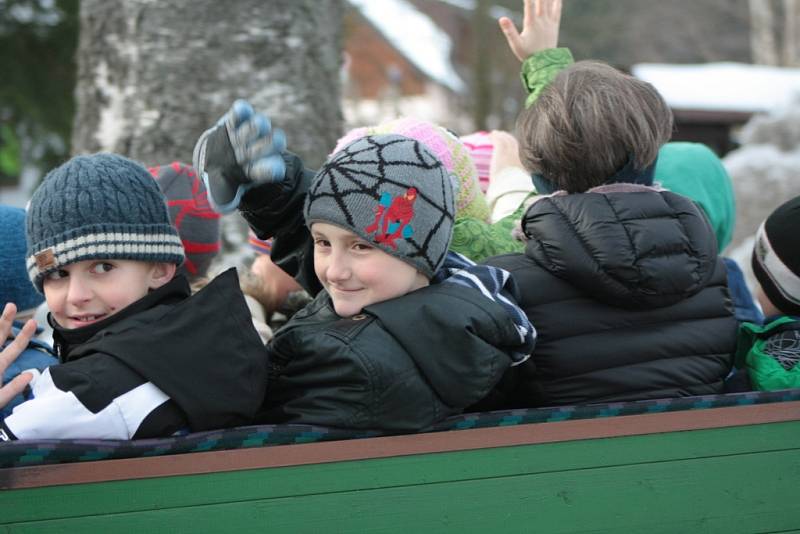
0, 153, 267, 441
193, 100, 535, 431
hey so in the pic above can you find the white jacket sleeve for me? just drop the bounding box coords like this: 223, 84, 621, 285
1, 368, 169, 441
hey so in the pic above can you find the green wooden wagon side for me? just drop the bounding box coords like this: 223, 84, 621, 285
2, 397, 799, 533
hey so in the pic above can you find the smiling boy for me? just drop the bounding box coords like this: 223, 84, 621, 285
309, 222, 429, 318
194, 103, 535, 430
0, 153, 267, 441
44, 260, 174, 329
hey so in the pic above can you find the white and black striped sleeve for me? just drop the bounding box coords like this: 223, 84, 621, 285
1, 366, 171, 441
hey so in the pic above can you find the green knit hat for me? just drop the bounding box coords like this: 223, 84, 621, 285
655, 142, 735, 252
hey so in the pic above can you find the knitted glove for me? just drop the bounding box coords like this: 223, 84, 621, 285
193, 100, 287, 214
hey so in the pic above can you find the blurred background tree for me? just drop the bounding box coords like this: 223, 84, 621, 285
0, 0, 77, 187
71, 0, 343, 169
0, 0, 788, 195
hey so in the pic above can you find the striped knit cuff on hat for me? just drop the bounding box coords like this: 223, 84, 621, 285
26, 153, 185, 292
305, 134, 455, 279
752, 221, 800, 317
27, 224, 184, 291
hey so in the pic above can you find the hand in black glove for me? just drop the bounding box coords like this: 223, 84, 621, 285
193, 99, 287, 214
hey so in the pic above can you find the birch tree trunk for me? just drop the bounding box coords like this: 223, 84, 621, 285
72, 0, 343, 169
784, 0, 800, 66
749, 0, 779, 65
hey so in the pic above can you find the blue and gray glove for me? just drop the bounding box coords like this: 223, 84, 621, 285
193, 99, 287, 214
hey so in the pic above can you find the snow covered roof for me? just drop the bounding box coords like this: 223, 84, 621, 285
348, 0, 466, 94
632, 62, 800, 114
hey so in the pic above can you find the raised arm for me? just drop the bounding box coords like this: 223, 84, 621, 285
499, 0, 572, 108
498, 0, 562, 62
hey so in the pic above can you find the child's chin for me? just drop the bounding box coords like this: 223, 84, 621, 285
333, 302, 364, 318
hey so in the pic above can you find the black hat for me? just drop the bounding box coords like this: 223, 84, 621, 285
752, 195, 800, 316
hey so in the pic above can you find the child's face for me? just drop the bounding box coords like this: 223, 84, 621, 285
311, 222, 429, 317
43, 259, 174, 330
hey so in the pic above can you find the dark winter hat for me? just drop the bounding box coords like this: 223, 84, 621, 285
304, 134, 455, 278
26, 153, 185, 291
149, 162, 221, 279
0, 205, 45, 312
752, 195, 800, 316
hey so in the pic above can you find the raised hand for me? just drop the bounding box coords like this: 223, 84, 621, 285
0, 303, 36, 410
498, 0, 562, 62
193, 99, 288, 214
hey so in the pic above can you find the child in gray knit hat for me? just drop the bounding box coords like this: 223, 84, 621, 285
0, 153, 267, 441
193, 100, 535, 431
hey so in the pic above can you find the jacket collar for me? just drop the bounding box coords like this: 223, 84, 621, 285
533, 155, 659, 195
50, 275, 191, 362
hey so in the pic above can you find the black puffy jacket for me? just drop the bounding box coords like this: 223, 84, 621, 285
486, 187, 737, 407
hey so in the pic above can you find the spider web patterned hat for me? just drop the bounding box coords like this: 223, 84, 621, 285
305, 134, 455, 279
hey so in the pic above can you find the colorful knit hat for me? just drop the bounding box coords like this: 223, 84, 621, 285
332, 118, 489, 222
656, 142, 735, 252
26, 153, 184, 291
149, 162, 221, 278
306, 134, 455, 279
248, 229, 273, 256
459, 131, 493, 194
0, 205, 45, 312
752, 195, 800, 316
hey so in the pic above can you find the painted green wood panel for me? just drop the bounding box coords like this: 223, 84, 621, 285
2, 421, 799, 533
4, 449, 800, 533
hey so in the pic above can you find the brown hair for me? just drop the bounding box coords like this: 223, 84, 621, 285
517, 61, 673, 193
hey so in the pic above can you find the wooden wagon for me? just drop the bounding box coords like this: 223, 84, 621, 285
2, 389, 799, 532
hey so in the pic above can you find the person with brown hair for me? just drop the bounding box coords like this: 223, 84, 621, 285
517, 60, 673, 195
482, 0, 737, 408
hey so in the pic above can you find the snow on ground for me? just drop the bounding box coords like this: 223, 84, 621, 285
347, 0, 466, 93
632, 62, 800, 113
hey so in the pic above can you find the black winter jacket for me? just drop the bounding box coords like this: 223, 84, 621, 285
2, 270, 268, 440
486, 187, 737, 407
239, 154, 523, 431
260, 283, 520, 431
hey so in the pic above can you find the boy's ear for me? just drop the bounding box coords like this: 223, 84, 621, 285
148, 262, 177, 290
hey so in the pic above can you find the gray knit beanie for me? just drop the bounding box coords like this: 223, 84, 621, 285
26, 153, 185, 291
304, 134, 455, 278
